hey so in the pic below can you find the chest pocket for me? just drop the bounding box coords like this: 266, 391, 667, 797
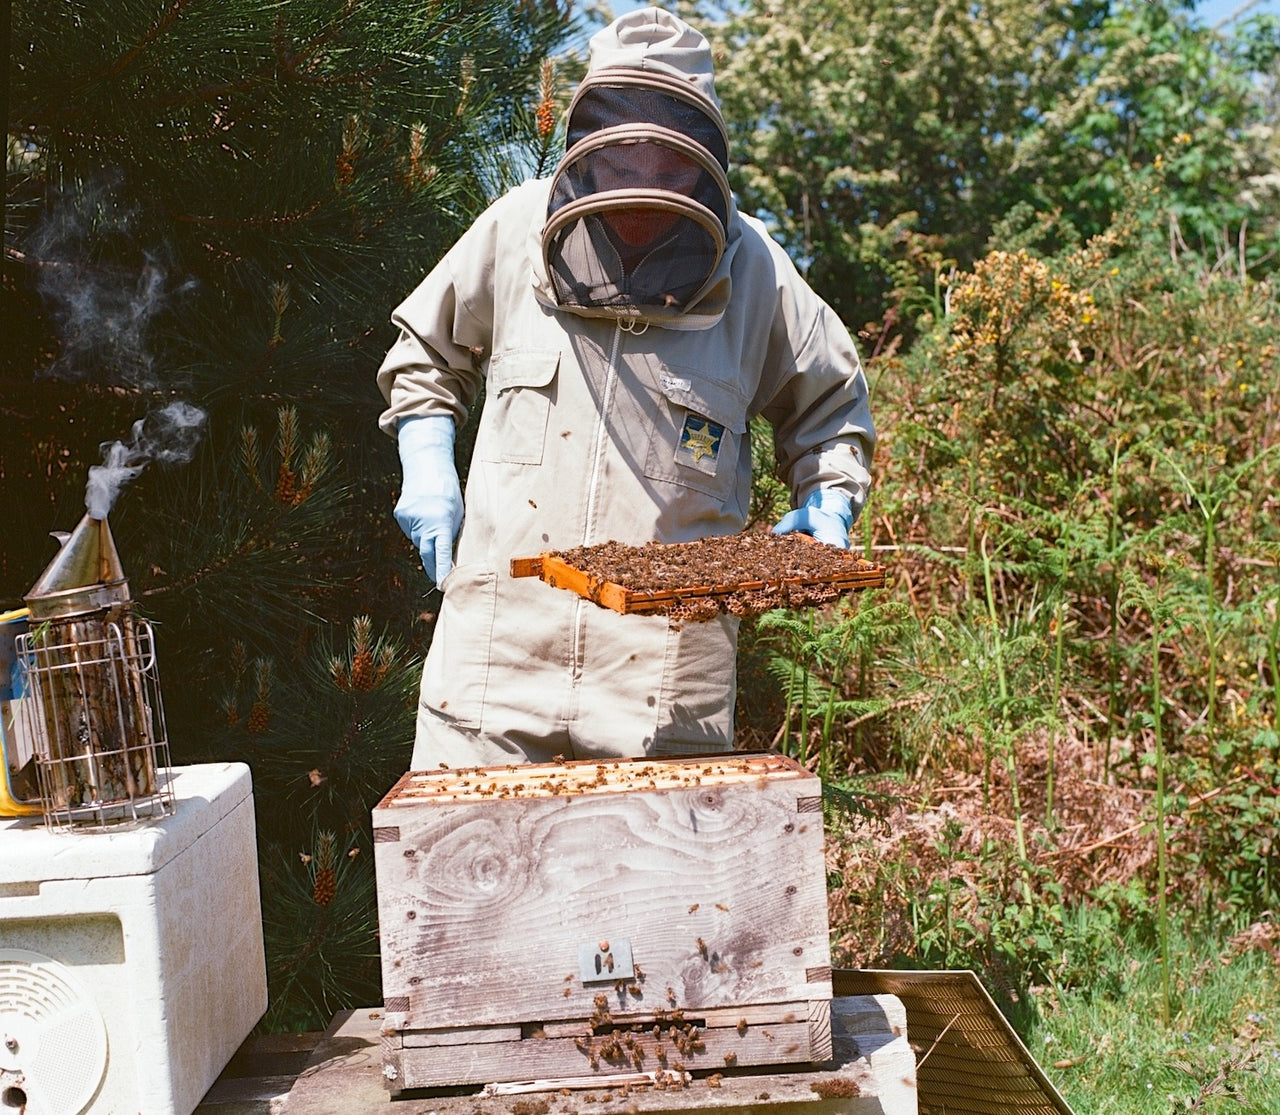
478, 350, 560, 465
641, 365, 748, 499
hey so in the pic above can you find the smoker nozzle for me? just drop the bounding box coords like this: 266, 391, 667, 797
24, 513, 132, 621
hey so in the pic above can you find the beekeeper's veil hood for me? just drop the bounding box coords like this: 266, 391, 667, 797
538, 6, 736, 328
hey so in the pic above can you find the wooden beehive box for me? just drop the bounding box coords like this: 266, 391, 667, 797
373, 753, 833, 1093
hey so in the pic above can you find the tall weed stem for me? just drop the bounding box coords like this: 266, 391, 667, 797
981, 533, 1029, 879
1152, 571, 1171, 1029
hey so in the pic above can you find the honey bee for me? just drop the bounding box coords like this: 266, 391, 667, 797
696, 938, 708, 958
688, 903, 699, 913
736, 1018, 748, 1036
715, 903, 729, 912
628, 983, 642, 997
783, 1044, 800, 1056
563, 987, 572, 997
723, 1052, 737, 1066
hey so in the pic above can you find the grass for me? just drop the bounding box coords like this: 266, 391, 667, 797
1030, 921, 1279, 1114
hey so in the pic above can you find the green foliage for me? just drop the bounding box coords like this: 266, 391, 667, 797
258, 826, 381, 1033
4, 0, 570, 1030
705, 0, 1279, 334
812, 169, 1279, 1076
1025, 920, 1279, 1114
757, 598, 911, 776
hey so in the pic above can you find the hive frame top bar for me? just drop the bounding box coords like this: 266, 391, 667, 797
378, 752, 814, 806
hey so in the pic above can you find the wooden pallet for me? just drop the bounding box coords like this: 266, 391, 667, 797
509, 541, 885, 617
195, 995, 920, 1114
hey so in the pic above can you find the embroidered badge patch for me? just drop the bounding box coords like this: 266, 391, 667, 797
677, 413, 725, 472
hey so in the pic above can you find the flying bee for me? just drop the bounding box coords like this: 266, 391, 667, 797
688, 903, 699, 913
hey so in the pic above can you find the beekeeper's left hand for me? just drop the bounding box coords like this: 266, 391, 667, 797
772, 489, 853, 549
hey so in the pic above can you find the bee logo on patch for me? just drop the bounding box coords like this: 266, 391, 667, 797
677, 413, 724, 471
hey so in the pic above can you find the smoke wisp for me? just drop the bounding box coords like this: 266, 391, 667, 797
28, 176, 195, 387
86, 402, 208, 519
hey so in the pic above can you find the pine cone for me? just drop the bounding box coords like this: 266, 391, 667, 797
312, 867, 337, 906
274, 463, 298, 504
246, 700, 272, 733
350, 616, 375, 690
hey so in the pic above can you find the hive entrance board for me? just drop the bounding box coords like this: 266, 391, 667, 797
510, 532, 885, 621
373, 753, 834, 1092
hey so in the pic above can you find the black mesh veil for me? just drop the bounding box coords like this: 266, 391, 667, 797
542, 73, 732, 320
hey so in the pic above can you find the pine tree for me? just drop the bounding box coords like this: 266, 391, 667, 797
4, 0, 571, 1028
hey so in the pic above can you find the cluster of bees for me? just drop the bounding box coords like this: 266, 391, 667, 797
574, 994, 708, 1077
394, 755, 781, 802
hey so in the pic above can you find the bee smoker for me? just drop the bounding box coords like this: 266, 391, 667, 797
0, 607, 41, 815
16, 513, 173, 827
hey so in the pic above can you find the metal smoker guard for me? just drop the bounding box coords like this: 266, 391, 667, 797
16, 513, 174, 828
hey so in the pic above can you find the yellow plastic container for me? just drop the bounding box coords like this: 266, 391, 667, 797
1, 607, 41, 816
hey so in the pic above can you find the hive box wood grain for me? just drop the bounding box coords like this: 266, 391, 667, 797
373, 753, 833, 1093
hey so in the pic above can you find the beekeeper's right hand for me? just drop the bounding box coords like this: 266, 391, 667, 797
394, 414, 463, 586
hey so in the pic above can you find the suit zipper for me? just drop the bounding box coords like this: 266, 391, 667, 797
571, 321, 625, 685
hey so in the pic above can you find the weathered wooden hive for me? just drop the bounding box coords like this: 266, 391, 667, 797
373, 752, 833, 1093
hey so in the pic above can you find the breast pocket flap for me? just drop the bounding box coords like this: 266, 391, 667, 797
489, 350, 561, 393
655, 370, 748, 435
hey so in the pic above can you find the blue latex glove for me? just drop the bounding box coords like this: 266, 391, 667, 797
394, 415, 463, 585
772, 489, 854, 549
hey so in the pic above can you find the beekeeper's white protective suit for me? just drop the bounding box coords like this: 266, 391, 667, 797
378, 7, 875, 770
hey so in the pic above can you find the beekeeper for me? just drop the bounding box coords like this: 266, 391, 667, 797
377, 6, 874, 770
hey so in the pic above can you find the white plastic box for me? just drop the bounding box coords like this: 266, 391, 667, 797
0, 763, 267, 1115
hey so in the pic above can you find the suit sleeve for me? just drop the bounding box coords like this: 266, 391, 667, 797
375, 198, 505, 437
754, 240, 876, 519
